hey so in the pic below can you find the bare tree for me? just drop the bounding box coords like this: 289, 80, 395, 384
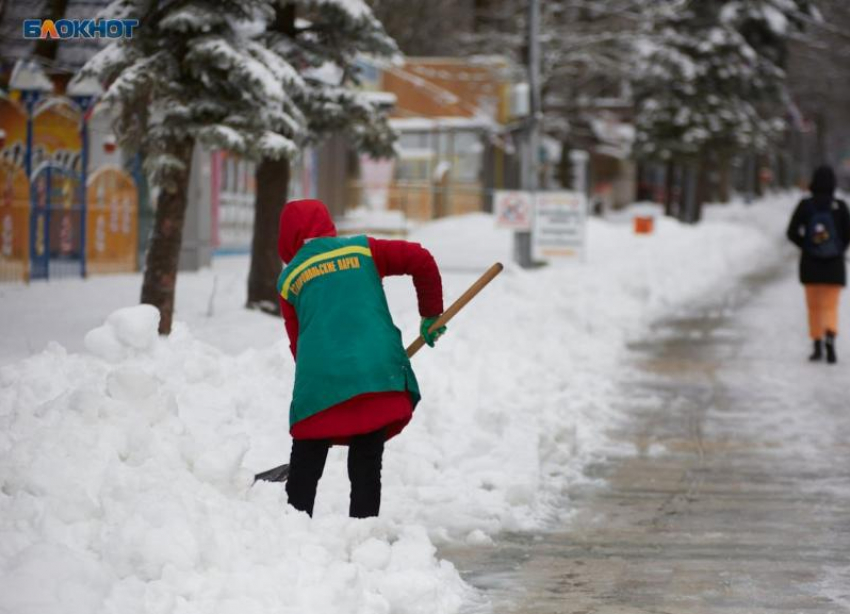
367, 0, 474, 56
786, 0, 850, 186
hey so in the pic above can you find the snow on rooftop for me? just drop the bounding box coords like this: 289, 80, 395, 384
360, 91, 397, 106
389, 117, 495, 132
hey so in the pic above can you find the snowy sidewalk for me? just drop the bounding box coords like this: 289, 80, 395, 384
0, 194, 815, 614
443, 258, 850, 613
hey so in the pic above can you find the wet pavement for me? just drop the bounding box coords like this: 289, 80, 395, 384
443, 264, 850, 613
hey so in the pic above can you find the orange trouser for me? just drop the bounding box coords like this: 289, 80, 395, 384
805, 284, 842, 339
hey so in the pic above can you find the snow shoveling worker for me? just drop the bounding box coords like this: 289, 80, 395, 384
786, 165, 850, 364
276, 199, 446, 518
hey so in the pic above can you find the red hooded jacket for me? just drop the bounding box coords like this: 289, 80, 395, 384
278, 200, 444, 442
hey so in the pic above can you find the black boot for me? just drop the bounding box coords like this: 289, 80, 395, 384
809, 339, 823, 361
825, 331, 837, 364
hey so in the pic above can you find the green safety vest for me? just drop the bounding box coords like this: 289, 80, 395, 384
277, 235, 420, 428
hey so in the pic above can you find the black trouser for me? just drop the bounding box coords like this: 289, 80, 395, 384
286, 428, 386, 518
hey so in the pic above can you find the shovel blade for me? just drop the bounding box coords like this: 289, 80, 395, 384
254, 463, 290, 483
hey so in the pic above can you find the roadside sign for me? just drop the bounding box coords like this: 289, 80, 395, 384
494, 190, 533, 230
532, 190, 586, 261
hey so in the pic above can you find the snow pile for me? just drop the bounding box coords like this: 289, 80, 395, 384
0, 195, 798, 613
378, 195, 793, 535
0, 307, 472, 614
84, 305, 161, 362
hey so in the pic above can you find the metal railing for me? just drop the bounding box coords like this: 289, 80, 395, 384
29, 164, 85, 280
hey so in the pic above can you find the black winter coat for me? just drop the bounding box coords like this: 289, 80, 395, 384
786, 195, 850, 286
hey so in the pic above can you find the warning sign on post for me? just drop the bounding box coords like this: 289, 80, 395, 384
494, 190, 533, 230
532, 191, 586, 261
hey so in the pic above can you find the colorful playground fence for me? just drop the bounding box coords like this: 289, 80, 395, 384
0, 162, 138, 283
87, 167, 138, 276
0, 161, 30, 282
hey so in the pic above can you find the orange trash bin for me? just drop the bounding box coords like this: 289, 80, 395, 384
633, 216, 654, 235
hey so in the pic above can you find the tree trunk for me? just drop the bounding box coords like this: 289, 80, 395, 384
718, 155, 732, 204
245, 1, 296, 315
558, 142, 572, 189
680, 164, 693, 223
664, 160, 676, 217
247, 157, 291, 313
693, 156, 712, 223
34, 0, 69, 60
753, 154, 764, 199
140, 139, 195, 335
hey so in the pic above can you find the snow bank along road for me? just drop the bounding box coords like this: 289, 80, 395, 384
0, 195, 827, 613
443, 258, 850, 613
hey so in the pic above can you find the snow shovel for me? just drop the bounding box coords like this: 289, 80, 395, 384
253, 262, 504, 484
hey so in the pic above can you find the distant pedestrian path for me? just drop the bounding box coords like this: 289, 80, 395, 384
443, 259, 850, 613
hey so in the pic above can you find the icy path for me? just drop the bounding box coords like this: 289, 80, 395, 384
442, 258, 850, 613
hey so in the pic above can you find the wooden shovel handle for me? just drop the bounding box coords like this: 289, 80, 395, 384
406, 262, 504, 358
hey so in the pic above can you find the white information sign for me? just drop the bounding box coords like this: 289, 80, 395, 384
532, 190, 586, 261
494, 190, 533, 230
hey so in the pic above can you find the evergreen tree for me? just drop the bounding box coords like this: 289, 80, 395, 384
635, 2, 779, 163
724, 0, 814, 67
633, 0, 811, 219
83, 0, 305, 333
246, 0, 398, 312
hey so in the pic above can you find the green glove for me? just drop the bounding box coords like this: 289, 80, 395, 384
420, 316, 447, 347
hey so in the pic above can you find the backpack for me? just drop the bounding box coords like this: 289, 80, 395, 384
804, 200, 842, 259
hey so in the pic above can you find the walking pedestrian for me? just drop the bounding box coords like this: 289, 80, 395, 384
786, 165, 850, 364
276, 199, 446, 517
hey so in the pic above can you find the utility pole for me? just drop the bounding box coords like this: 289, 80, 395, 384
515, 0, 540, 268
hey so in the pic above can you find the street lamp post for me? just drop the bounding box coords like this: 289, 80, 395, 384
10, 60, 53, 280
68, 75, 104, 278
515, 0, 541, 269
9, 60, 54, 179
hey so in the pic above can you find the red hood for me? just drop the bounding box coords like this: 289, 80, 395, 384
278, 199, 337, 263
